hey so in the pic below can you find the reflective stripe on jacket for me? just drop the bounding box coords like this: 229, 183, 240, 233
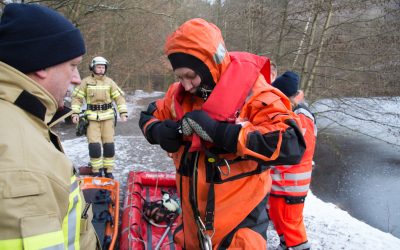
0, 176, 83, 250
71, 74, 127, 121
0, 62, 98, 250
271, 103, 317, 197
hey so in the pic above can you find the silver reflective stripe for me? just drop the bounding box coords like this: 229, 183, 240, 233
68, 181, 79, 250
213, 43, 226, 64
271, 184, 310, 193
314, 123, 318, 136
68, 195, 78, 250
295, 107, 314, 123
42, 243, 65, 250
284, 171, 312, 181
271, 171, 312, 181
271, 173, 282, 181
70, 180, 78, 192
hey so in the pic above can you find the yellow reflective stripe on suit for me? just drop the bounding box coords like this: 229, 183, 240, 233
62, 175, 82, 250
87, 85, 110, 90
0, 176, 81, 250
117, 104, 128, 113
86, 109, 115, 120
72, 88, 86, 98
0, 231, 64, 250
0, 238, 22, 249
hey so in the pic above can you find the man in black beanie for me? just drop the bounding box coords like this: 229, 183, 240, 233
269, 71, 317, 250
0, 3, 98, 249
272, 71, 300, 98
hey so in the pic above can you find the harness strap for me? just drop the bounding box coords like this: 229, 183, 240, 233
205, 182, 215, 231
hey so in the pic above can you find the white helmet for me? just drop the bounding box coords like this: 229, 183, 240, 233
89, 56, 109, 71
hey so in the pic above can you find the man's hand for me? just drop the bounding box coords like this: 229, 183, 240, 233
150, 120, 183, 153
71, 114, 79, 124
182, 110, 241, 153
120, 113, 128, 122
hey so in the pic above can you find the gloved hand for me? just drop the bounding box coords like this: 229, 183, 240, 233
149, 120, 183, 153
182, 110, 241, 153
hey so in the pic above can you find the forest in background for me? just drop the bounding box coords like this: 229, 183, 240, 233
1, 0, 399, 102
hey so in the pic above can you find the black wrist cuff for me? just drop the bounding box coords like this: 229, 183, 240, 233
147, 122, 161, 144
214, 123, 241, 153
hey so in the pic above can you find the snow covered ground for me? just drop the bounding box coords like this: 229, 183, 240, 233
60, 90, 400, 249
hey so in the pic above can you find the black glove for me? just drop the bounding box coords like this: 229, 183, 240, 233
182, 110, 241, 153
149, 120, 183, 153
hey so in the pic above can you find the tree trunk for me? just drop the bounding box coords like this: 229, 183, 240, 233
293, 15, 311, 69
305, 0, 333, 97
275, 0, 289, 65
300, 2, 319, 90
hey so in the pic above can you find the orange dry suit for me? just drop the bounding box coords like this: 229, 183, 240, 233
269, 102, 317, 249
71, 74, 127, 173
139, 18, 306, 250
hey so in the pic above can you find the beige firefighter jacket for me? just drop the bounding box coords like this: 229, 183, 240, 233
0, 62, 98, 249
71, 74, 128, 121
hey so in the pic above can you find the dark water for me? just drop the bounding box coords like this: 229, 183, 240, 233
312, 129, 400, 238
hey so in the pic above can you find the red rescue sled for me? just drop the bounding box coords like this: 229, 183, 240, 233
120, 171, 182, 250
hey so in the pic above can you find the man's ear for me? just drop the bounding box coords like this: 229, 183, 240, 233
292, 90, 304, 105
26, 69, 47, 83
34, 69, 48, 79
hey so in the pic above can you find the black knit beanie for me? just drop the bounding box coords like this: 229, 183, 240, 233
272, 71, 300, 97
0, 3, 86, 73
168, 53, 215, 89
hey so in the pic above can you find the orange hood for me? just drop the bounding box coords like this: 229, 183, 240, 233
164, 18, 231, 85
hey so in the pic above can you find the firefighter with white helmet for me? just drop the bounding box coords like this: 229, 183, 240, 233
90, 56, 109, 73
71, 56, 128, 178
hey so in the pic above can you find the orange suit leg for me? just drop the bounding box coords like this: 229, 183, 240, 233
269, 196, 307, 247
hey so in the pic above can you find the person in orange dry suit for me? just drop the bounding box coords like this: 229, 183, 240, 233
269, 71, 317, 250
139, 18, 306, 249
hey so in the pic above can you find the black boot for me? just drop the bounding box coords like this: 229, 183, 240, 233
104, 169, 114, 179
277, 235, 288, 250
93, 168, 104, 177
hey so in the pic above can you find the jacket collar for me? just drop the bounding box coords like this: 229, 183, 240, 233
0, 61, 69, 126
